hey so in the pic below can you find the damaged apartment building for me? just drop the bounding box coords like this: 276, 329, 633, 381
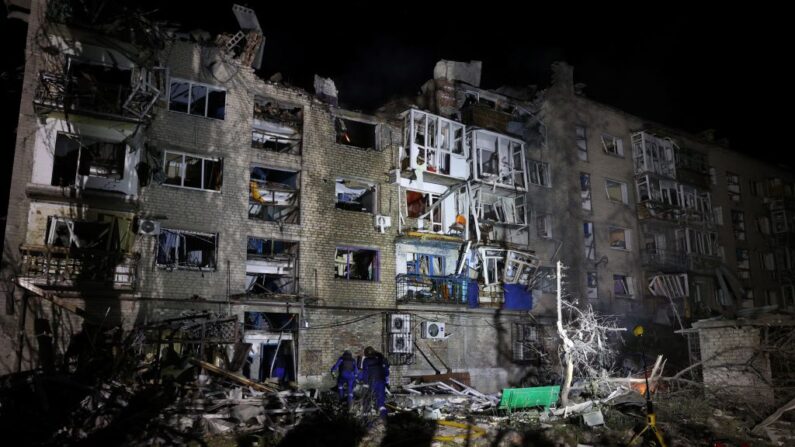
2, 0, 795, 393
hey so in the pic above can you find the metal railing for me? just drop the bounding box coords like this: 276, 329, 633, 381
19, 244, 138, 289
396, 273, 468, 305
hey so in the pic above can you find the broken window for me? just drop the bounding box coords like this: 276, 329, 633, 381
608, 227, 631, 250
252, 97, 302, 154
404, 109, 467, 178
163, 151, 223, 191
472, 188, 527, 226
335, 178, 377, 213
613, 274, 634, 297
536, 267, 556, 293
479, 248, 506, 285
335, 247, 378, 281
169, 78, 226, 119
680, 229, 718, 257
631, 131, 675, 176
504, 250, 538, 285
471, 129, 526, 188
405, 190, 442, 232
736, 248, 751, 280
772, 209, 788, 233
46, 216, 114, 251
605, 179, 628, 204
512, 323, 540, 363
249, 166, 300, 224
601, 134, 624, 156
749, 180, 765, 197
157, 229, 217, 270
536, 214, 552, 239
246, 237, 298, 294
576, 125, 588, 161
731, 210, 746, 241
580, 173, 592, 211
335, 117, 376, 149
757, 216, 771, 235
586, 272, 598, 299
528, 160, 550, 187
51, 133, 126, 187
583, 221, 595, 260
406, 253, 445, 276
60, 59, 133, 115
726, 172, 741, 202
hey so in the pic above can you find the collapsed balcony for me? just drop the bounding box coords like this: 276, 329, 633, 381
245, 237, 298, 296
248, 166, 300, 224
252, 97, 302, 155
34, 60, 165, 121
641, 248, 689, 272
635, 174, 713, 224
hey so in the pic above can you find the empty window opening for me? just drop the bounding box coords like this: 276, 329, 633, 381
51, 133, 125, 187
169, 78, 226, 119
46, 216, 115, 251
613, 274, 634, 297
406, 253, 445, 276
163, 151, 223, 191
583, 221, 595, 260
528, 160, 550, 187
61, 59, 133, 115
249, 166, 300, 224
580, 173, 592, 211
726, 172, 741, 202
335, 247, 379, 281
335, 117, 376, 149
157, 229, 217, 270
335, 178, 377, 213
605, 179, 629, 204
252, 97, 302, 154
736, 248, 751, 280
405, 190, 442, 232
535, 266, 557, 293
586, 272, 598, 299
536, 214, 552, 239
609, 227, 631, 250
576, 125, 588, 161
601, 134, 624, 156
731, 210, 746, 241
246, 237, 298, 295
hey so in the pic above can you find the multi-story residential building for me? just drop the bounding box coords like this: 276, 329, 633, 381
2, 1, 793, 393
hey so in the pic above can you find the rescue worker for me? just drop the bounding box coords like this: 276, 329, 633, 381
330, 350, 358, 406
360, 346, 390, 417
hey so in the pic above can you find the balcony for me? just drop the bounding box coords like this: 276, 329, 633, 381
641, 249, 688, 272
19, 244, 138, 290
396, 274, 468, 305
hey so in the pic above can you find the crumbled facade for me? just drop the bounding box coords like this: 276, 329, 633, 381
2, 0, 794, 394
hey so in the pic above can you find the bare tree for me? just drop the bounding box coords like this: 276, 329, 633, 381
555, 261, 625, 406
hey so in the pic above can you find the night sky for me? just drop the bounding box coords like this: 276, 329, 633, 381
1, 4, 791, 222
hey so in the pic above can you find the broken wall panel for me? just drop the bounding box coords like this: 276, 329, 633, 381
252, 96, 302, 154
246, 237, 298, 295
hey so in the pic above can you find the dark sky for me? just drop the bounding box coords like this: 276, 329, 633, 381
1, 4, 792, 219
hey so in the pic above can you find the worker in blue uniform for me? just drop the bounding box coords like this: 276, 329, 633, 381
360, 346, 390, 417
330, 350, 358, 406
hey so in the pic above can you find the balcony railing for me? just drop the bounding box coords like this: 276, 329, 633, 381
19, 244, 138, 289
396, 273, 468, 305
34, 72, 135, 119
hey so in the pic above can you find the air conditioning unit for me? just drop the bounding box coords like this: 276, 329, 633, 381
389, 333, 413, 354
389, 313, 411, 333
374, 215, 392, 233
138, 219, 161, 236
421, 321, 446, 339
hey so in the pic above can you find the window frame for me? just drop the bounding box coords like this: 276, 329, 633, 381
601, 134, 624, 157
168, 78, 227, 120
608, 226, 632, 251
528, 159, 551, 187
613, 274, 635, 298
162, 150, 223, 192
536, 214, 552, 239
406, 253, 445, 277
576, 125, 588, 161
605, 178, 629, 204
335, 177, 378, 213
156, 228, 219, 271
334, 246, 380, 281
